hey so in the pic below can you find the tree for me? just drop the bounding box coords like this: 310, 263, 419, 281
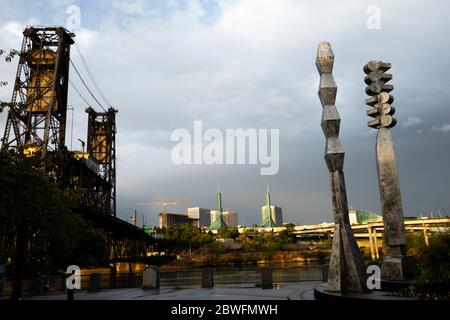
235, 229, 253, 249
277, 223, 297, 245
0, 49, 18, 113
161, 224, 214, 254
416, 233, 450, 295
0, 151, 107, 299
218, 226, 240, 240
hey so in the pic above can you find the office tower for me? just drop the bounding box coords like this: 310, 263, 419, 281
187, 207, 211, 227
222, 210, 238, 227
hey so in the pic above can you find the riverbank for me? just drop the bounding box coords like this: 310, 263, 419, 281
160, 249, 332, 271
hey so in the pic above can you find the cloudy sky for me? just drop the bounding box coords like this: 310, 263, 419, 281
0, 0, 449, 226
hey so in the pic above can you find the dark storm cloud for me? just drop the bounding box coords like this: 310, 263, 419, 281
1, 0, 449, 226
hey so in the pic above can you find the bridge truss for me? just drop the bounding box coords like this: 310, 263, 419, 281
0, 26, 156, 264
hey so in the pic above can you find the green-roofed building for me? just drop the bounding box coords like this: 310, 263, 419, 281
261, 189, 276, 228
260, 185, 282, 228
349, 209, 383, 224
209, 189, 227, 230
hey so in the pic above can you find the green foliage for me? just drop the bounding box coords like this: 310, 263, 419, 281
235, 229, 254, 249
160, 224, 214, 253
400, 232, 450, 299
234, 226, 298, 252
0, 49, 19, 113
218, 226, 240, 240
366, 259, 383, 267
0, 49, 19, 63
277, 223, 297, 245
406, 232, 427, 256
314, 238, 332, 251
0, 151, 108, 273
416, 233, 450, 293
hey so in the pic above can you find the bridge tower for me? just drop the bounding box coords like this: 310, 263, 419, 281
1, 27, 75, 161
85, 107, 117, 217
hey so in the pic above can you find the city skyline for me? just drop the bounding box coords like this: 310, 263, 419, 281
1, 1, 449, 227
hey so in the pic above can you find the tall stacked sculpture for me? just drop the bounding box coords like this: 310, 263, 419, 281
316, 42, 367, 292
363, 61, 415, 281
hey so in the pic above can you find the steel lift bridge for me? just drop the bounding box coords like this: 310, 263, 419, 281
1, 26, 161, 265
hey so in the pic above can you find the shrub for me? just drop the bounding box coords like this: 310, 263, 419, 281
416, 232, 450, 295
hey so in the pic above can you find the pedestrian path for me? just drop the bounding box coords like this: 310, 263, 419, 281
24, 282, 319, 300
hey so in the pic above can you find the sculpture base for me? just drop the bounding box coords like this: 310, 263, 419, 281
314, 283, 417, 300
380, 279, 416, 292
327, 223, 368, 292
381, 255, 416, 281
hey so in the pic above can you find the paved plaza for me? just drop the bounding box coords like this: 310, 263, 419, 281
23, 282, 319, 300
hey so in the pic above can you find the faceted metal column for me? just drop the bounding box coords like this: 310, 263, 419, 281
316, 42, 367, 292
363, 61, 415, 281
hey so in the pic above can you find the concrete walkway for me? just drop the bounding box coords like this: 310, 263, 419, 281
24, 282, 320, 300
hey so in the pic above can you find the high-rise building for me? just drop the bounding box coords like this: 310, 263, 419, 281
209, 187, 227, 230
261, 205, 283, 227
261, 186, 283, 227
187, 207, 211, 228
223, 210, 238, 227
159, 212, 196, 228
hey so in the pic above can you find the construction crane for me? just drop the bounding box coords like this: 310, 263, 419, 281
137, 199, 199, 229
177, 198, 199, 215
136, 199, 199, 215
137, 199, 179, 215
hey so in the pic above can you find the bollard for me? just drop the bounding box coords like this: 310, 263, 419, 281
43, 275, 50, 294
67, 289, 74, 300
321, 265, 329, 283
88, 273, 102, 292
0, 264, 5, 298
261, 268, 273, 289
110, 272, 116, 289
128, 273, 138, 288
142, 267, 159, 290
31, 275, 44, 295
201, 268, 214, 288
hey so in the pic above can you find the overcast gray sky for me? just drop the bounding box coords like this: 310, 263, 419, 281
1, 0, 449, 227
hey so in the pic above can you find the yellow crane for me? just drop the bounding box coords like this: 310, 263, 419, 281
177, 198, 199, 215
136, 198, 199, 217
137, 199, 179, 215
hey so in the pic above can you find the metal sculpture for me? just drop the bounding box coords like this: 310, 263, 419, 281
363, 60, 415, 281
316, 42, 367, 292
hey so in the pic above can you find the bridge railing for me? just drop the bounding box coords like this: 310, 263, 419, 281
0, 272, 144, 297
158, 265, 326, 289
1, 265, 327, 297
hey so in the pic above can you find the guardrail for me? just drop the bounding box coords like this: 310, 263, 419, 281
159, 265, 327, 289
0, 265, 327, 297
1, 273, 143, 296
